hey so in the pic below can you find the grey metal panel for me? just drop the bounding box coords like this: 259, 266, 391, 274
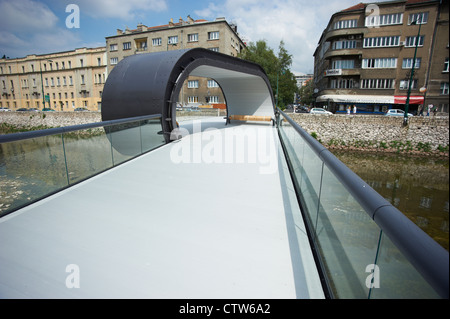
101, 48, 275, 142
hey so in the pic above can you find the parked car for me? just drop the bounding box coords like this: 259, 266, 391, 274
310, 108, 332, 115
74, 107, 89, 111
0, 107, 11, 112
295, 105, 310, 113
28, 108, 40, 112
42, 108, 55, 111
16, 108, 29, 111
385, 109, 413, 117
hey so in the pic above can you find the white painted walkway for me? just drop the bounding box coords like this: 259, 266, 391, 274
0, 118, 324, 299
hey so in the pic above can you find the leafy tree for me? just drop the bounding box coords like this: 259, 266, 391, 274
298, 79, 314, 105
238, 40, 297, 109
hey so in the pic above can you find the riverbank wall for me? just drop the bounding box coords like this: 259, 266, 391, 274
1, 111, 448, 156
289, 113, 449, 157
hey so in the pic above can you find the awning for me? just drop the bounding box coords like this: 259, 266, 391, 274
317, 94, 425, 105
394, 96, 424, 105
316, 95, 394, 104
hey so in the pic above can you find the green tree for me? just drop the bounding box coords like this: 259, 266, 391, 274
238, 40, 297, 109
298, 79, 314, 106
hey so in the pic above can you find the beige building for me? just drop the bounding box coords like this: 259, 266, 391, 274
0, 47, 107, 112
313, 0, 449, 115
105, 16, 246, 108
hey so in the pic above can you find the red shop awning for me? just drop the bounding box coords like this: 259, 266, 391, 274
394, 96, 424, 105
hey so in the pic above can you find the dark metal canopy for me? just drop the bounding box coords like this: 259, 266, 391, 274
101, 48, 275, 141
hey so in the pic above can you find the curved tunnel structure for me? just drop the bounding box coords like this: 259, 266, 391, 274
101, 48, 275, 141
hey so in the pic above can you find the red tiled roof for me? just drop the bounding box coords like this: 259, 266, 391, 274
129, 19, 210, 33
341, 0, 437, 12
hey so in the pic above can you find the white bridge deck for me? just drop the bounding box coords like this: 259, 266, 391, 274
0, 118, 324, 299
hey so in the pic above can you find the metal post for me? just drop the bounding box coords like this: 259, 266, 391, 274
404, 20, 422, 126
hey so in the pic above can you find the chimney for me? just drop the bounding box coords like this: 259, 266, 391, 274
187, 15, 194, 24
117, 29, 123, 35
169, 18, 174, 27
179, 17, 184, 25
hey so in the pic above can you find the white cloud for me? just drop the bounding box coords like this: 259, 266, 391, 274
195, 0, 356, 73
76, 0, 168, 20
0, 0, 58, 32
0, 0, 81, 58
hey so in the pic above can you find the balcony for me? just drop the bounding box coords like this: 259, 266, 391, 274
325, 69, 361, 77
324, 48, 363, 60
324, 27, 366, 42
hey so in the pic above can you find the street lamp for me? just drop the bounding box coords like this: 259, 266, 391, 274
404, 18, 422, 126
39, 58, 53, 110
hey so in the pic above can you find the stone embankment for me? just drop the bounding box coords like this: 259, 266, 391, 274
1, 110, 449, 156
289, 113, 449, 157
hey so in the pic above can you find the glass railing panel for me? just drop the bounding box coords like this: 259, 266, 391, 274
316, 164, 382, 298
368, 232, 440, 299
108, 122, 143, 165
140, 118, 166, 152
62, 128, 114, 184
0, 134, 68, 215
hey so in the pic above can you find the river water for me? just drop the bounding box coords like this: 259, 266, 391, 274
333, 151, 449, 251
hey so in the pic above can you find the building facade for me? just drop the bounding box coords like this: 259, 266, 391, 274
105, 16, 246, 108
0, 47, 107, 112
313, 0, 449, 115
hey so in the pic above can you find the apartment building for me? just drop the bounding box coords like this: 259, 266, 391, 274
313, 0, 449, 114
0, 47, 107, 112
105, 16, 246, 108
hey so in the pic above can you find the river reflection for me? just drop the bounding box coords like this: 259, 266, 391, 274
333, 151, 449, 251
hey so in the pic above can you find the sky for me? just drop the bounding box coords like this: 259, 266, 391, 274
0, 0, 359, 74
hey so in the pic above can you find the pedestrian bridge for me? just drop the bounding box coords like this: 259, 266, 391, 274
0, 49, 447, 299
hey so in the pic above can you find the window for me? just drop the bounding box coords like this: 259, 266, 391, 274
188, 96, 198, 103
441, 82, 449, 95
402, 58, 421, 69
51, 77, 54, 86
365, 13, 403, 27
333, 19, 357, 30
360, 79, 395, 89
56, 77, 60, 86
81, 75, 85, 85
188, 80, 199, 88
209, 96, 220, 103
152, 38, 161, 46
443, 58, 449, 73
332, 60, 355, 69
330, 78, 355, 89
364, 36, 400, 48
63, 76, 67, 86
168, 36, 178, 44
409, 12, 428, 25
399, 80, 418, 90
208, 31, 219, 40
188, 33, 198, 42
110, 44, 118, 51
80, 59, 84, 67
123, 42, 131, 50
209, 47, 219, 52
69, 76, 73, 86
45, 78, 49, 86
110, 57, 118, 65
405, 36, 424, 47
207, 80, 219, 88
362, 58, 397, 69
332, 40, 356, 50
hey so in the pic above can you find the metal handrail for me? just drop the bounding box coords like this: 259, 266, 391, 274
0, 114, 163, 143
277, 108, 449, 298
